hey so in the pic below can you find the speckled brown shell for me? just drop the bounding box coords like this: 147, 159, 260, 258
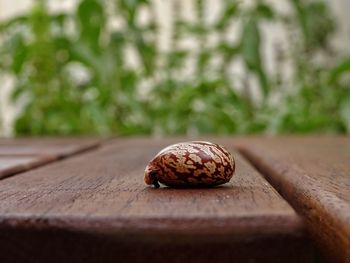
144, 141, 235, 188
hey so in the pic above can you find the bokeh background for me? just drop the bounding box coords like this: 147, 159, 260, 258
0, 0, 349, 137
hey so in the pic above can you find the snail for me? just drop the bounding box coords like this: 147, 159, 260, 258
144, 141, 235, 188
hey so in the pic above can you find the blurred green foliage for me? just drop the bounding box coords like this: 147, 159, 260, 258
0, 0, 349, 135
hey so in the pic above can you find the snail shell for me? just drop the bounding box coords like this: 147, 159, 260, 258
144, 141, 235, 188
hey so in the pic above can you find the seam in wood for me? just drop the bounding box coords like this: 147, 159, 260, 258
237, 146, 349, 263
236, 147, 299, 214
0, 142, 101, 181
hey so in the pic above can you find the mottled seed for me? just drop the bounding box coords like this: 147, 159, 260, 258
144, 141, 235, 188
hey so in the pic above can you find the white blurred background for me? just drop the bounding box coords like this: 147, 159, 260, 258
0, 0, 350, 136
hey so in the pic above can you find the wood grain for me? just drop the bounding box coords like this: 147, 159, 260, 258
0, 156, 50, 179
0, 138, 313, 263
0, 137, 100, 158
238, 136, 350, 263
0, 138, 100, 179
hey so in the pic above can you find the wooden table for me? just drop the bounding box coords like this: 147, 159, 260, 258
0, 137, 348, 263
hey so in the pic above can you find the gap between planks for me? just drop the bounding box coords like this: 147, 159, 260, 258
0, 139, 102, 181
236, 137, 350, 263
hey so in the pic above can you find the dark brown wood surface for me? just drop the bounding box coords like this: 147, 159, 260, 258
0, 138, 100, 179
238, 136, 350, 263
0, 156, 49, 179
0, 137, 100, 158
0, 138, 313, 263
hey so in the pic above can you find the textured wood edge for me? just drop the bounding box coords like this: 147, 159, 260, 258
0, 213, 306, 240
0, 227, 314, 263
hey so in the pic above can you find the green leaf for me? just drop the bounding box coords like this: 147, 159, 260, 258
135, 37, 156, 75
5, 32, 28, 73
329, 58, 350, 84
255, 3, 275, 20
215, 2, 239, 30
0, 15, 28, 32
77, 0, 105, 50
340, 91, 350, 132
167, 50, 188, 69
290, 0, 335, 49
241, 19, 269, 97
241, 19, 260, 71
290, 0, 309, 45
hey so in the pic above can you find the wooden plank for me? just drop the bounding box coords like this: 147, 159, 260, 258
0, 138, 100, 158
0, 137, 101, 145
0, 156, 50, 179
0, 138, 313, 263
238, 136, 350, 263
0, 138, 100, 180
